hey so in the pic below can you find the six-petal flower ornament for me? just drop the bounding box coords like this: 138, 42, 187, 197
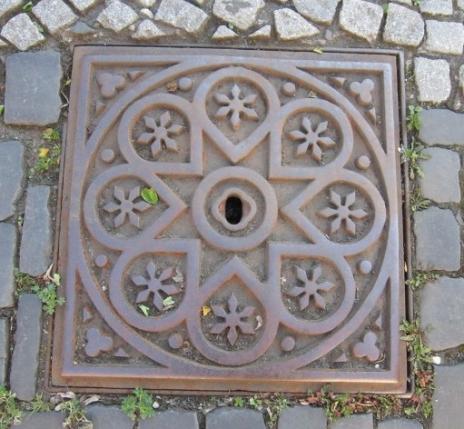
131, 261, 181, 311
210, 294, 256, 345
286, 266, 334, 310
136, 111, 184, 158
318, 190, 368, 236
214, 84, 259, 131
103, 185, 151, 228
288, 116, 336, 162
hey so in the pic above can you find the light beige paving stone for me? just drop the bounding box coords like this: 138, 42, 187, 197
32, 0, 78, 34
155, 0, 208, 34
293, 0, 341, 24
414, 57, 450, 103
274, 8, 319, 40
419, 0, 453, 15
425, 20, 464, 55
213, 0, 264, 31
97, 0, 139, 32
212, 25, 238, 40
383, 3, 424, 47
1, 13, 45, 51
339, 0, 384, 42
132, 19, 165, 39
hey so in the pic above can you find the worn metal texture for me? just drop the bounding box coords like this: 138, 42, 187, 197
51, 46, 407, 393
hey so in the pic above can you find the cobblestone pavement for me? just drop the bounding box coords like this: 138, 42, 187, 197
0, 0, 463, 428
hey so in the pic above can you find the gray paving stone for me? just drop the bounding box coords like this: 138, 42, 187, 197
10, 294, 42, 401
14, 412, 64, 429
383, 3, 424, 47
339, 0, 384, 42
87, 405, 134, 429
249, 25, 272, 40
329, 413, 373, 429
378, 418, 423, 429
274, 8, 319, 41
419, 147, 460, 203
419, 109, 464, 146
140, 410, 199, 429
278, 406, 327, 429
0, 318, 9, 386
425, 20, 464, 55
414, 207, 460, 271
420, 277, 464, 351
0, 223, 16, 308
433, 364, 464, 429
5, 51, 62, 126
0, 141, 24, 221
155, 0, 208, 34
0, 13, 45, 51
19, 186, 52, 276
414, 57, 450, 103
211, 25, 238, 40
206, 408, 265, 429
293, 0, 340, 24
419, 0, 453, 15
213, 0, 264, 31
69, 20, 98, 35
0, 0, 22, 17
132, 19, 166, 40
69, 0, 99, 12
32, 0, 78, 34
97, 0, 138, 32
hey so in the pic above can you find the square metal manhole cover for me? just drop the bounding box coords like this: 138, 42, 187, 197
51, 46, 407, 394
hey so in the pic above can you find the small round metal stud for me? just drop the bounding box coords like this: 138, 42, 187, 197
178, 77, 193, 91
358, 260, 372, 274
281, 336, 296, 352
101, 149, 115, 163
168, 333, 184, 349
356, 155, 371, 170
282, 82, 296, 97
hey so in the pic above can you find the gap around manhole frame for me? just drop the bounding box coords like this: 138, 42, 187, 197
47, 45, 412, 395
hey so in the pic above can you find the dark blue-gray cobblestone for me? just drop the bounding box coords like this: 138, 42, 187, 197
419, 109, 464, 146
19, 185, 52, 276
329, 413, 373, 429
140, 409, 198, 429
0, 223, 16, 308
378, 418, 423, 429
4, 51, 62, 125
9, 294, 42, 400
14, 412, 64, 429
87, 405, 134, 429
206, 408, 265, 429
278, 406, 327, 429
0, 141, 24, 221
0, 318, 9, 386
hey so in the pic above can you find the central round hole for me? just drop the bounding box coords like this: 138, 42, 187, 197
225, 196, 243, 225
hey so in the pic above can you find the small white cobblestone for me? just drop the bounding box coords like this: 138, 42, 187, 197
211, 25, 238, 40
274, 8, 319, 41
249, 25, 272, 40
0, 13, 45, 51
0, 0, 22, 18
155, 0, 208, 34
414, 57, 451, 103
293, 0, 340, 25
425, 20, 464, 55
68, 0, 100, 12
33, 0, 78, 34
97, 0, 139, 33
339, 0, 384, 42
132, 19, 165, 39
419, 0, 453, 15
383, 3, 424, 47
213, 0, 264, 31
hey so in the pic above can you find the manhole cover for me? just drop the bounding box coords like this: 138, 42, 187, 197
51, 47, 407, 393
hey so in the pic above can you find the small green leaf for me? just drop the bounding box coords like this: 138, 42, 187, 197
163, 296, 175, 309
42, 128, 60, 142
0, 105, 4, 116
138, 304, 150, 317
312, 47, 324, 54
22, 1, 33, 11
141, 187, 159, 205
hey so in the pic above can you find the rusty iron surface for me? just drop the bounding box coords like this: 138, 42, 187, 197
51, 46, 407, 394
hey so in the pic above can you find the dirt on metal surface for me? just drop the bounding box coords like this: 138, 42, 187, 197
50, 46, 407, 394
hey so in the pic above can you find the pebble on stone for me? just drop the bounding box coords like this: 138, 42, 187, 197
419, 147, 460, 203
0, 13, 45, 51
140, 410, 199, 429
212, 25, 238, 40
0, 0, 22, 17
339, 0, 384, 42
5, 51, 62, 125
155, 0, 208, 35
97, 0, 138, 33
383, 3, 424, 47
414, 57, 450, 103
207, 408, 266, 429
419, 0, 453, 15
419, 109, 464, 145
14, 412, 64, 429
32, 0, 78, 34
69, 0, 99, 12
19, 186, 52, 276
329, 413, 373, 429
10, 294, 42, 401
414, 207, 460, 271
213, 0, 264, 31
87, 405, 134, 429
132, 19, 166, 40
433, 364, 464, 429
274, 8, 319, 41
0, 223, 16, 308
278, 406, 327, 429
0, 141, 24, 221
249, 25, 272, 40
420, 277, 464, 351
378, 418, 423, 429
0, 319, 9, 386
425, 20, 464, 55
293, 0, 340, 25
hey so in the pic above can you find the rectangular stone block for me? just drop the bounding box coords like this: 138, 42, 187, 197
0, 223, 16, 308
4, 51, 62, 126
0, 141, 24, 221
10, 294, 42, 400
0, 318, 9, 386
